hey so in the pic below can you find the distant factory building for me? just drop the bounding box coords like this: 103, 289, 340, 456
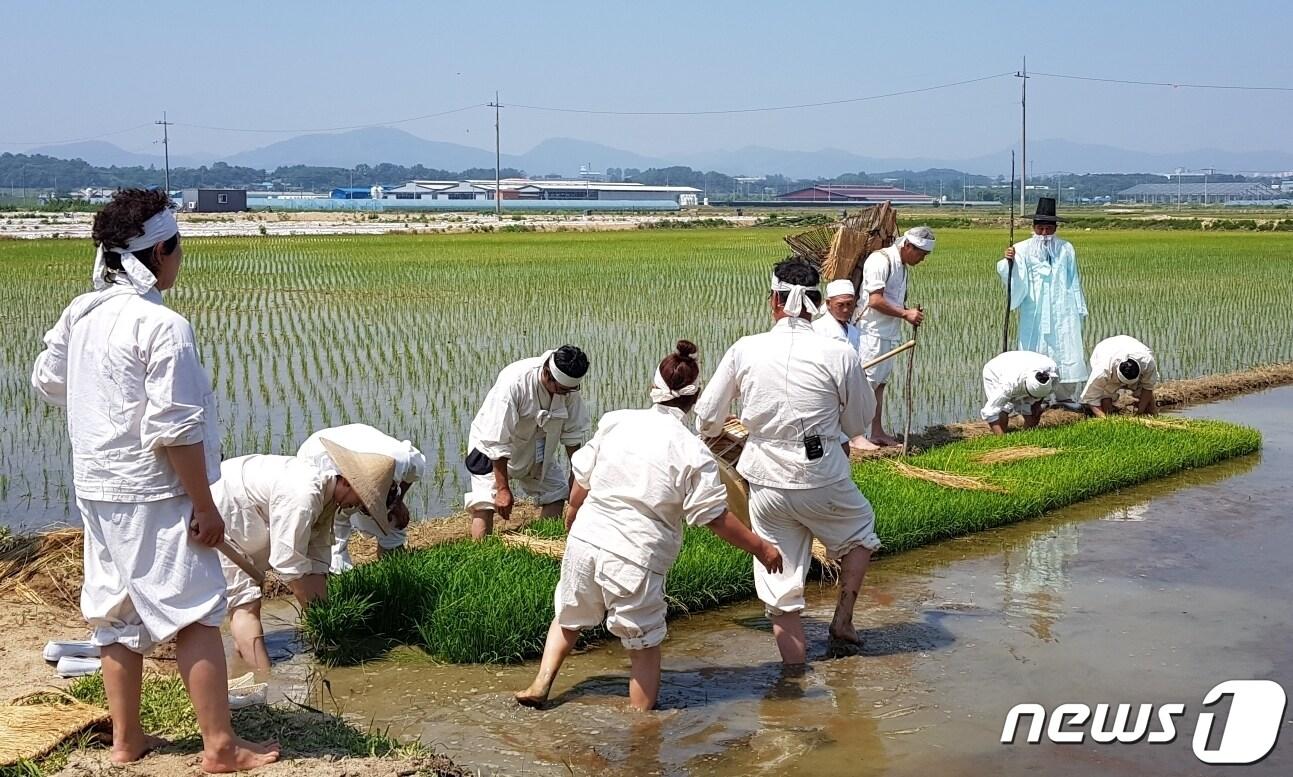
1117, 182, 1281, 204
330, 187, 373, 200
179, 188, 247, 212
379, 178, 699, 206
777, 185, 934, 205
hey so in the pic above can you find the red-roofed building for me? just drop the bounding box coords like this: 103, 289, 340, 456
777, 185, 934, 205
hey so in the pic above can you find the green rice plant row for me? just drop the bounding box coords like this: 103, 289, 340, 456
302, 417, 1260, 665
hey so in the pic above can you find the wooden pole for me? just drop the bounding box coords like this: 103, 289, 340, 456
902, 313, 920, 457
861, 339, 915, 370
1004, 150, 1016, 353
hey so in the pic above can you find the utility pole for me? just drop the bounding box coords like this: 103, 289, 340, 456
155, 112, 173, 193
1017, 57, 1028, 215
488, 91, 502, 218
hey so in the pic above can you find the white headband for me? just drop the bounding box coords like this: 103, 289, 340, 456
903, 229, 935, 252
649, 367, 700, 404
770, 271, 820, 318
546, 353, 582, 388
91, 208, 178, 295
825, 279, 855, 299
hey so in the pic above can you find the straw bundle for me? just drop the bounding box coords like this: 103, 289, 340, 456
973, 446, 1061, 465
0, 694, 108, 767
822, 204, 899, 283
890, 461, 1007, 493
500, 533, 568, 559
1130, 416, 1193, 431
0, 527, 84, 608
783, 223, 837, 263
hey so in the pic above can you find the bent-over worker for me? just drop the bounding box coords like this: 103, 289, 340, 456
981, 350, 1060, 435
515, 341, 782, 711
297, 423, 426, 572
464, 345, 591, 539
1081, 335, 1158, 417
212, 440, 396, 671
695, 258, 881, 665
855, 226, 933, 446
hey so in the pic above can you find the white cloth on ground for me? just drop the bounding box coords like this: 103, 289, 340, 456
297, 423, 420, 570
465, 352, 591, 506
568, 405, 727, 575
78, 495, 227, 653
981, 350, 1060, 421
858, 333, 900, 386
694, 316, 873, 489
854, 245, 907, 341
31, 283, 221, 502
748, 480, 880, 616
1080, 335, 1158, 405
554, 535, 668, 650
812, 312, 862, 352
211, 455, 336, 607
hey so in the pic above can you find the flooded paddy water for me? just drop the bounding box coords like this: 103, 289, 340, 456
247, 387, 1291, 776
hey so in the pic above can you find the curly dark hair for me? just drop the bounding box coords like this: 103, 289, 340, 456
92, 188, 178, 275
552, 344, 590, 380
772, 257, 822, 307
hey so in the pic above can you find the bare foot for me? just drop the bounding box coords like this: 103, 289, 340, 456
849, 435, 881, 452
111, 733, 166, 764
871, 432, 901, 447
827, 626, 864, 658
514, 686, 549, 709
201, 737, 280, 774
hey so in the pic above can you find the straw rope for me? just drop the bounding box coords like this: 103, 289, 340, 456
890, 461, 1007, 493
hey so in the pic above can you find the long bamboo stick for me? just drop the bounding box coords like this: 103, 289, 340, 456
862, 339, 916, 370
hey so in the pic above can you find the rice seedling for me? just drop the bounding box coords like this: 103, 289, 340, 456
301, 417, 1259, 665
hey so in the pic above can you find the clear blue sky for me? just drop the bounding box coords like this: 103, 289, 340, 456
4, 0, 1290, 160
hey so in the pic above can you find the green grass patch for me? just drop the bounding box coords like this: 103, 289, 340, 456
301, 417, 1259, 666
0, 674, 460, 777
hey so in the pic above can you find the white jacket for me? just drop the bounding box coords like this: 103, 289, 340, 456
569, 405, 727, 574
297, 423, 426, 485
695, 316, 873, 489
1080, 335, 1158, 404
31, 283, 220, 502
980, 350, 1059, 421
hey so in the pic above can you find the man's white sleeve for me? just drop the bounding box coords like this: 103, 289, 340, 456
30, 309, 71, 407
268, 484, 328, 581
861, 251, 889, 294
839, 351, 875, 439
693, 346, 740, 437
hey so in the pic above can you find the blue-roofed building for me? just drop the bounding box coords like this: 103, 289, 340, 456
330, 187, 372, 200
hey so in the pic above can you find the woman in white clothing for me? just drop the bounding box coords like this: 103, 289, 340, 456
515, 341, 782, 712
31, 189, 278, 772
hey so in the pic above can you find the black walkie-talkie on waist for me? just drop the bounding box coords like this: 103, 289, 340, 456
804, 433, 823, 461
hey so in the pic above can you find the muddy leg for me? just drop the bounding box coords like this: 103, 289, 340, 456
516, 618, 580, 708
628, 646, 662, 711
828, 546, 873, 656
470, 509, 495, 540
229, 600, 270, 673
769, 611, 808, 666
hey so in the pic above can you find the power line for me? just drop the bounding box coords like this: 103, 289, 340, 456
1031, 70, 1293, 92
506, 72, 1016, 116
1, 123, 154, 147
171, 103, 488, 134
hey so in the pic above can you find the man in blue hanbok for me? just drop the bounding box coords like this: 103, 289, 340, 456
997, 197, 1087, 409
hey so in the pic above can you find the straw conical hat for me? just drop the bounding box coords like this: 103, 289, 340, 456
319, 438, 395, 534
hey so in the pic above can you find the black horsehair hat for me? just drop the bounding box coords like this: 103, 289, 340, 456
1031, 196, 1064, 224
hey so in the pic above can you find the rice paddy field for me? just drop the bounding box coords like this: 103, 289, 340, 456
1, 226, 1291, 527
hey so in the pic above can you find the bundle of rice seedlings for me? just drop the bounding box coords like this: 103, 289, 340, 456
499, 533, 566, 559
1130, 416, 1193, 431
889, 461, 1007, 493
973, 446, 1061, 465
0, 693, 108, 767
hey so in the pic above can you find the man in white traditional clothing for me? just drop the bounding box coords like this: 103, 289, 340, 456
980, 350, 1060, 435
296, 423, 426, 572
464, 345, 591, 540
211, 440, 397, 672
31, 189, 279, 771
515, 341, 782, 711
999, 197, 1088, 409
1081, 335, 1158, 417
695, 258, 881, 665
814, 279, 880, 452
855, 226, 933, 446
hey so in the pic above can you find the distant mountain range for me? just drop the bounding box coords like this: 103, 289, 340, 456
20, 127, 1293, 178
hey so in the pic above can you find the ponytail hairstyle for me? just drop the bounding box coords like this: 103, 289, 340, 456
658, 339, 701, 411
